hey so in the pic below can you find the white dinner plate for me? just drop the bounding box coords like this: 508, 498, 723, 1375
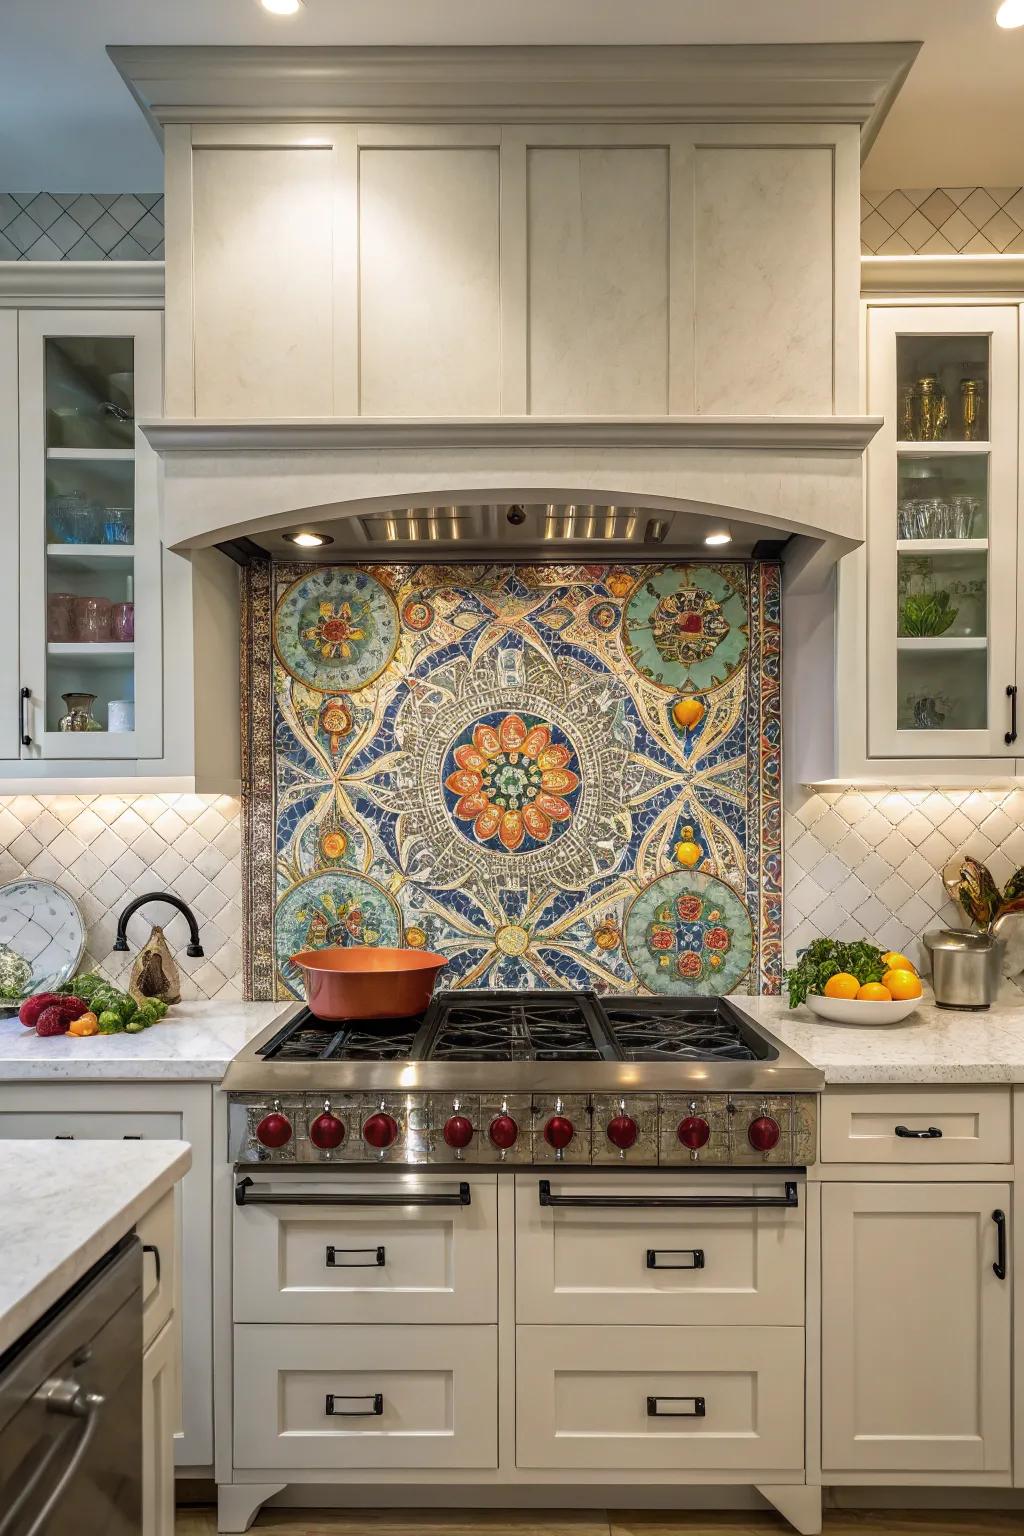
0, 878, 86, 1006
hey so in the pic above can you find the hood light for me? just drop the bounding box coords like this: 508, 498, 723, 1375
260, 0, 304, 13
996, 0, 1024, 24
704, 526, 733, 547
285, 531, 333, 548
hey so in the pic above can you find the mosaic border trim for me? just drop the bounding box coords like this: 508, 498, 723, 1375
241, 558, 276, 1000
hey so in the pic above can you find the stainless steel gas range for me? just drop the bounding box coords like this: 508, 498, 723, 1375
225, 990, 820, 1172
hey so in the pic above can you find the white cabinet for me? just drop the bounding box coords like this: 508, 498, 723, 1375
821, 1181, 1011, 1475
142, 1316, 180, 1536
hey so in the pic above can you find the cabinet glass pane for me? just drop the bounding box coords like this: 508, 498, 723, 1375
897, 646, 988, 733
897, 453, 987, 541
45, 336, 134, 452
896, 334, 989, 443
898, 550, 987, 640
40, 335, 136, 736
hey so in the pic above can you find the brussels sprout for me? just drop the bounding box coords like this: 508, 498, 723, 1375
124, 1018, 146, 1034
97, 1010, 124, 1034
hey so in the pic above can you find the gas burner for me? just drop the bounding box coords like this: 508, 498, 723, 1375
600, 997, 778, 1064
427, 991, 613, 1062
258, 1009, 426, 1063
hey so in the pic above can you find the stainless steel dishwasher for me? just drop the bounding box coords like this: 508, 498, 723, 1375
0, 1234, 142, 1536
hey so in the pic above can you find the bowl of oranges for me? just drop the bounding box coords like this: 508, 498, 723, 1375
788, 939, 924, 1025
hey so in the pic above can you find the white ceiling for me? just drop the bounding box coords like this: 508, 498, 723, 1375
2, 0, 1022, 192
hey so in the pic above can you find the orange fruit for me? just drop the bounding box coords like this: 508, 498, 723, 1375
881, 951, 916, 974
856, 982, 893, 1002
823, 972, 860, 1000
883, 968, 922, 1000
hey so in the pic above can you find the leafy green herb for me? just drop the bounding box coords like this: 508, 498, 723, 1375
785, 938, 886, 1007
899, 591, 957, 638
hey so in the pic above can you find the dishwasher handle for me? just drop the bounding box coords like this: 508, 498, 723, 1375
235, 1177, 471, 1208
0, 1384, 104, 1536
537, 1179, 798, 1209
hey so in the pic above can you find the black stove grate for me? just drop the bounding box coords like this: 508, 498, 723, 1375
426, 990, 614, 1062
258, 1009, 427, 1063
599, 996, 777, 1063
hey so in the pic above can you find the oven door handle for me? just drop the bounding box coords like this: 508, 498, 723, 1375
537, 1179, 798, 1209
235, 1177, 471, 1208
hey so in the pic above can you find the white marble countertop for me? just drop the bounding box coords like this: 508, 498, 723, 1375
0, 1000, 288, 1081
0, 1139, 191, 1356
734, 991, 1024, 1084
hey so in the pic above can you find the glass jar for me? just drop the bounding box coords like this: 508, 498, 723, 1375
47, 591, 79, 641
100, 506, 133, 545
58, 692, 102, 732
111, 601, 134, 642
47, 490, 97, 545
77, 595, 112, 642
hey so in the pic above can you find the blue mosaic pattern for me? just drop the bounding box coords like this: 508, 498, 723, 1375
270, 562, 782, 999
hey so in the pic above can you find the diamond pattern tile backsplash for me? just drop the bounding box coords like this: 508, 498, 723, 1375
786, 787, 1024, 995
0, 193, 164, 261
0, 793, 242, 999
862, 186, 1024, 255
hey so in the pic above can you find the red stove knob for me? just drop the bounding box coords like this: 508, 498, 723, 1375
309, 1111, 345, 1150
362, 1111, 399, 1150
255, 1111, 292, 1150
544, 1114, 575, 1151
748, 1115, 781, 1152
607, 1113, 638, 1151
443, 1114, 474, 1150
677, 1115, 711, 1150
489, 1114, 519, 1150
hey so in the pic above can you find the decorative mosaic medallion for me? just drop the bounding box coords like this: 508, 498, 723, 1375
274, 567, 399, 693
622, 564, 749, 693
624, 870, 752, 995
442, 712, 582, 854
274, 870, 403, 997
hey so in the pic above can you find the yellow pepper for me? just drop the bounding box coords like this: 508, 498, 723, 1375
67, 1011, 99, 1037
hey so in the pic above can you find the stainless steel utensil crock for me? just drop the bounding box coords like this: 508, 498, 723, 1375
923, 928, 1004, 1010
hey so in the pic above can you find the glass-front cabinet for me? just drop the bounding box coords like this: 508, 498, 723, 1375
866, 305, 1019, 760
16, 310, 162, 760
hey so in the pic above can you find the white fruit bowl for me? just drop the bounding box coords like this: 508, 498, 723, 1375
805, 993, 920, 1027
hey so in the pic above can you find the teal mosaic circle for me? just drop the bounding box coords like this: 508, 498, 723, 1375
624, 870, 752, 996
274, 567, 399, 694
275, 870, 403, 998
622, 564, 748, 693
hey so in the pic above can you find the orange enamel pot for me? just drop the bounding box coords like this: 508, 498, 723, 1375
289, 946, 447, 1021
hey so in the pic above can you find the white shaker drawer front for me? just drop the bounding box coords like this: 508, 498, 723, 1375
233, 1324, 497, 1471
0, 1110, 181, 1141
136, 1189, 176, 1349
820, 1088, 1011, 1164
516, 1325, 804, 1472
232, 1174, 497, 1323
515, 1173, 804, 1326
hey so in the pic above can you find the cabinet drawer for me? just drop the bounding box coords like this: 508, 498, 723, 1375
516, 1325, 804, 1472
233, 1324, 497, 1471
233, 1174, 497, 1324
0, 1110, 181, 1142
515, 1172, 804, 1326
136, 1189, 176, 1349
820, 1088, 1011, 1164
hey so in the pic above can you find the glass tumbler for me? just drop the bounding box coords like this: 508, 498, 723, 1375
78, 595, 112, 642
47, 592, 79, 641
111, 601, 134, 642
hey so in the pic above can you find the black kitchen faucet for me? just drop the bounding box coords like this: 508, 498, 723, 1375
112, 891, 205, 957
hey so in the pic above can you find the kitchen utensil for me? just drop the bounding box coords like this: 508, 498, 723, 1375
923, 927, 1004, 1009
805, 994, 920, 1027
0, 877, 86, 1004
47, 591, 79, 641
289, 945, 448, 1021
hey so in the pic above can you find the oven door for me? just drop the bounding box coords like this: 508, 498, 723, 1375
0, 1237, 142, 1536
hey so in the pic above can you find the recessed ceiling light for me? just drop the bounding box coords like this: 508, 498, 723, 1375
259, 0, 303, 14
703, 527, 732, 547
996, 0, 1024, 25
284, 531, 333, 548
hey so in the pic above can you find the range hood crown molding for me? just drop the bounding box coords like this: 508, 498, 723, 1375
109, 41, 919, 153
139, 414, 883, 456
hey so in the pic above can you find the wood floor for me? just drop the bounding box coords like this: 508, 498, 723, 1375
174, 1510, 1024, 1535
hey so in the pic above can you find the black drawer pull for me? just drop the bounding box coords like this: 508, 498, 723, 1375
646, 1248, 705, 1270
538, 1179, 797, 1210
326, 1245, 386, 1268
326, 1393, 383, 1417
1006, 683, 1018, 746
993, 1209, 1008, 1280
235, 1178, 470, 1207
142, 1243, 161, 1286
647, 1395, 705, 1417
20, 686, 31, 748
54, 1135, 74, 1141
894, 1125, 942, 1139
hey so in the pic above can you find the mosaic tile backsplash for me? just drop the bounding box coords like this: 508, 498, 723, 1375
0, 193, 164, 261
0, 793, 243, 999
861, 186, 1024, 255
787, 786, 1024, 994
252, 562, 782, 1001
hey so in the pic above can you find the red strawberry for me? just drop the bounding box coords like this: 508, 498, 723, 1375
18, 993, 63, 1028
36, 1005, 73, 1037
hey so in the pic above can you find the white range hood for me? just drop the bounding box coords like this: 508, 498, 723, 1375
111, 43, 916, 588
